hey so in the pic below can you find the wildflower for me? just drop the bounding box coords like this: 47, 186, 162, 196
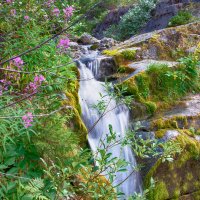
10, 9, 16, 16
63, 6, 74, 19
22, 112, 33, 128
57, 38, 70, 49
34, 75, 45, 84
13, 57, 24, 69
25, 75, 45, 94
6, 0, 13, 4
52, 8, 60, 17
24, 15, 30, 20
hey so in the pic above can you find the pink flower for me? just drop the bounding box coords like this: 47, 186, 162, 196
34, 75, 45, 84
52, 8, 60, 17
10, 9, 16, 16
13, 57, 24, 69
57, 38, 70, 49
25, 75, 45, 94
22, 112, 33, 128
63, 6, 74, 18
24, 15, 30, 20
6, 0, 13, 4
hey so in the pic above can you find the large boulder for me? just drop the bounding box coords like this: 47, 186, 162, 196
141, 0, 200, 34
78, 33, 100, 45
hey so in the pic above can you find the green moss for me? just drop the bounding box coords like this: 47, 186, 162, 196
103, 49, 120, 57
121, 49, 136, 60
186, 172, 193, 181
144, 101, 157, 115
117, 65, 135, 74
173, 188, 181, 198
148, 181, 169, 200
155, 129, 168, 139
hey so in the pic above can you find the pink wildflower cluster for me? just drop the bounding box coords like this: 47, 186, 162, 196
57, 38, 70, 49
22, 112, 33, 128
52, 8, 60, 17
12, 57, 24, 69
25, 75, 45, 94
63, 6, 74, 19
6, 0, 13, 4
24, 15, 30, 20
10, 9, 16, 16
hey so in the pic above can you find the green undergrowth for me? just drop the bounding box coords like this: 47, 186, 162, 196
168, 11, 194, 27
117, 56, 200, 115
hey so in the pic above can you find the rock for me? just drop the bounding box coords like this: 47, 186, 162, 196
69, 42, 79, 50
93, 6, 131, 39
195, 135, 200, 141
141, 0, 200, 34
128, 59, 178, 75
81, 56, 118, 81
113, 22, 200, 61
98, 37, 117, 51
97, 57, 118, 81
116, 59, 178, 84
78, 33, 100, 45
162, 130, 180, 141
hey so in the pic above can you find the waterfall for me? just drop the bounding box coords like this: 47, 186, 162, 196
77, 50, 142, 199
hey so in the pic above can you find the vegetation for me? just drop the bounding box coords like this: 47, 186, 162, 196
0, 1, 141, 199
118, 56, 200, 114
105, 0, 157, 40
168, 11, 193, 27
1, 0, 200, 199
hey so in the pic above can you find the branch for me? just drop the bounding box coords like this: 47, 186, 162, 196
0, 106, 72, 119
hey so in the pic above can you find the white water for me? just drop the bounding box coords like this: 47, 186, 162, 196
78, 50, 142, 199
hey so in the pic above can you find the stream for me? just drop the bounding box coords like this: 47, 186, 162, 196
77, 47, 142, 199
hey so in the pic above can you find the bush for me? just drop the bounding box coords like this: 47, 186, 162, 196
168, 11, 193, 27
105, 0, 157, 40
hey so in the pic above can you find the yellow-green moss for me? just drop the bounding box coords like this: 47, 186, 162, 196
121, 49, 136, 60
145, 130, 200, 199
148, 181, 169, 200
155, 129, 168, 138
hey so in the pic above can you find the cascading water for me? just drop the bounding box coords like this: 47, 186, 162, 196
77, 48, 142, 199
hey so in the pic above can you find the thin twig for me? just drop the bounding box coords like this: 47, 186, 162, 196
0, 106, 72, 119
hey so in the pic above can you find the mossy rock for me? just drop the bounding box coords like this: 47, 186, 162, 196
145, 132, 200, 200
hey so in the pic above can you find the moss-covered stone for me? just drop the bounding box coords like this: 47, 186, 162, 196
144, 131, 200, 200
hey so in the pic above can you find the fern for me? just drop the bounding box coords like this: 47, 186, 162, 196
22, 178, 49, 200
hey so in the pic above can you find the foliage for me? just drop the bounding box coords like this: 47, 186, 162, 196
168, 11, 193, 27
121, 49, 136, 60
118, 56, 200, 113
105, 0, 157, 40
126, 126, 182, 162
0, 0, 141, 199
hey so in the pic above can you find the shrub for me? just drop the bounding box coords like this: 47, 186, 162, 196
105, 0, 157, 40
121, 49, 136, 60
168, 11, 193, 27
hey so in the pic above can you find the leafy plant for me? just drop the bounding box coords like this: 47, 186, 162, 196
168, 11, 193, 27
105, 0, 157, 40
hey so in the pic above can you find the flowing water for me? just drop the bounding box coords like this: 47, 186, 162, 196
77, 48, 142, 199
